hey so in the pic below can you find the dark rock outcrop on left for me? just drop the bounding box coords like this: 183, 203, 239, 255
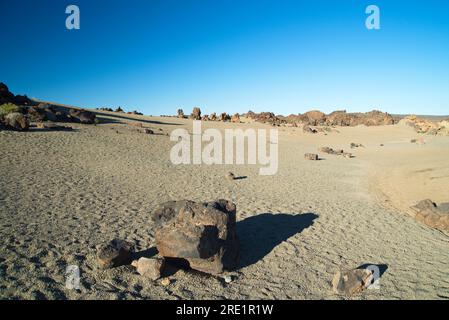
0, 82, 35, 106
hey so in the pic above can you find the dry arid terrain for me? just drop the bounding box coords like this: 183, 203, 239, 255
1, 110, 448, 300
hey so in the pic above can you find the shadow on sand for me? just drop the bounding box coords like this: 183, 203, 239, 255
236, 212, 318, 269
134, 212, 318, 273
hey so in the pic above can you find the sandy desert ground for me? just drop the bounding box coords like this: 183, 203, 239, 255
1, 110, 448, 300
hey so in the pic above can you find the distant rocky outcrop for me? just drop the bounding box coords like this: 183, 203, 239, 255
0, 83, 35, 106
399, 115, 449, 136
244, 109, 395, 128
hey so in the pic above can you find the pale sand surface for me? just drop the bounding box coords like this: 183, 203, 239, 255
1, 111, 448, 300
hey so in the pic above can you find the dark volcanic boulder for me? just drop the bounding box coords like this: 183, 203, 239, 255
154, 200, 240, 274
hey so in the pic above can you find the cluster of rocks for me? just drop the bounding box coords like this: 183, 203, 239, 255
97, 199, 240, 280
410, 200, 449, 232
319, 146, 353, 158
97, 107, 143, 115
176, 108, 240, 123
244, 109, 396, 128
399, 115, 449, 136
305, 147, 354, 161
0, 83, 98, 131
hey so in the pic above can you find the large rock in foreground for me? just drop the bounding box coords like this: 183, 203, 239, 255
154, 200, 239, 275
332, 269, 374, 296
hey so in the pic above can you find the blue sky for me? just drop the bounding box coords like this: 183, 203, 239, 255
1, 0, 449, 115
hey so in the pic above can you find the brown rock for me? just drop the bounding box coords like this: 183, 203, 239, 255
231, 113, 240, 123
131, 257, 165, 280
410, 200, 449, 231
190, 107, 201, 120
154, 200, 239, 275
332, 269, 374, 296
97, 239, 133, 269
210, 113, 217, 121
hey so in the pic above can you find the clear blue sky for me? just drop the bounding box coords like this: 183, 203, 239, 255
1, 0, 449, 115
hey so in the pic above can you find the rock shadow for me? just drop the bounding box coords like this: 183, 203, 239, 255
236, 212, 318, 269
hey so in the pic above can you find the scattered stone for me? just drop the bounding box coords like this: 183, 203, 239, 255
350, 143, 364, 149
304, 153, 319, 161
342, 152, 353, 159
226, 172, 236, 181
131, 257, 165, 280
3, 112, 30, 131
97, 239, 133, 269
411, 138, 425, 145
332, 268, 374, 296
154, 200, 239, 275
223, 275, 233, 284
303, 125, 317, 134
142, 128, 154, 135
319, 147, 343, 155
